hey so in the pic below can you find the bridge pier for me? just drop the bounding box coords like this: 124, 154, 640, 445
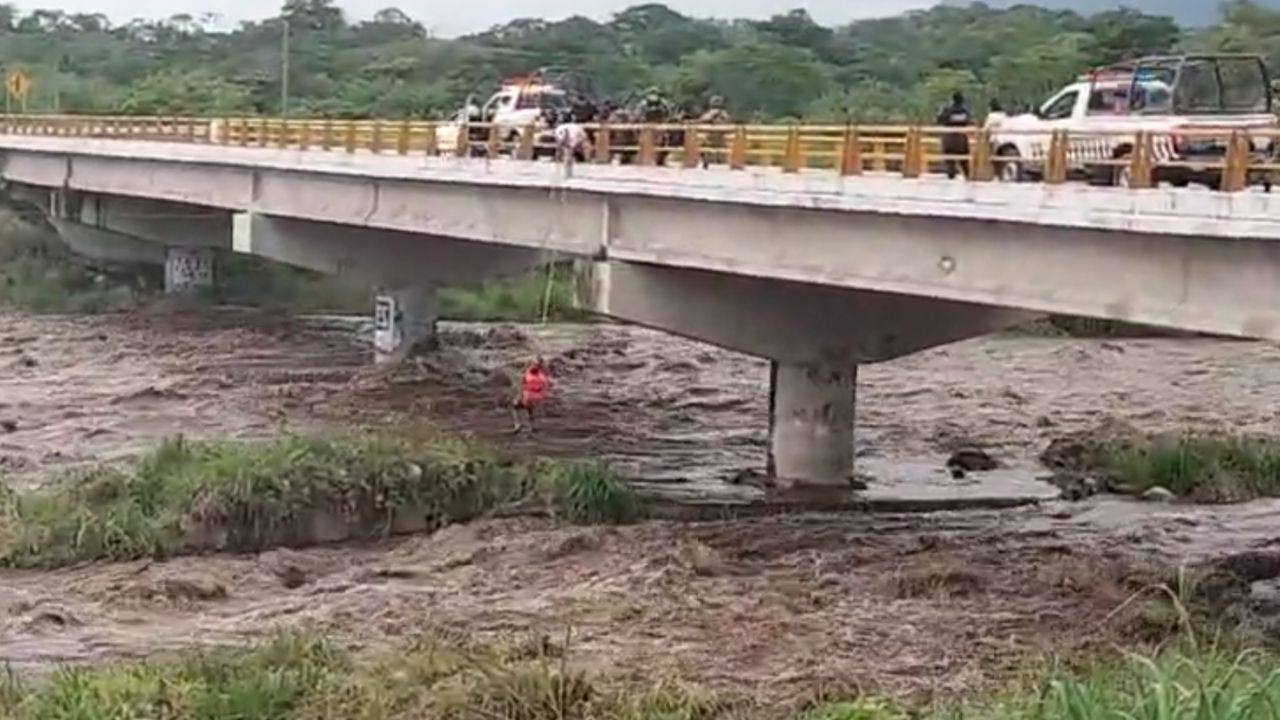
374, 284, 437, 364
589, 260, 1033, 488
768, 362, 856, 487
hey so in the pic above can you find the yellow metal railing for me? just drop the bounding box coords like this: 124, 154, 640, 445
1, 114, 1277, 192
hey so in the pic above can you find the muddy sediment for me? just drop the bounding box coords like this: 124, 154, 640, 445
6, 308, 1280, 702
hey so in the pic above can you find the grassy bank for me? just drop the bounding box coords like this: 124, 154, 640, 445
1107, 436, 1280, 503
1042, 424, 1280, 503
3, 633, 1276, 719
807, 644, 1280, 720
0, 430, 642, 568
0, 221, 153, 313
0, 632, 717, 720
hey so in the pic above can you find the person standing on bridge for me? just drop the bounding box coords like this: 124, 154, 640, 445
512, 356, 551, 434
553, 114, 593, 164
699, 95, 732, 168
937, 91, 972, 179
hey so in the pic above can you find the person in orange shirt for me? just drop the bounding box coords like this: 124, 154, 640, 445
511, 356, 550, 434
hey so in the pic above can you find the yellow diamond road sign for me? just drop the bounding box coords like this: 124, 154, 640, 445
6, 70, 29, 99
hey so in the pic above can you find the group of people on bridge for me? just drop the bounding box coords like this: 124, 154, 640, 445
546, 89, 734, 166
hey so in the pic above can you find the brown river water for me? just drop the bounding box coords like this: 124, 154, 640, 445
4, 307, 1280, 708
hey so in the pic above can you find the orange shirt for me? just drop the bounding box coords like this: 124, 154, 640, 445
521, 367, 549, 403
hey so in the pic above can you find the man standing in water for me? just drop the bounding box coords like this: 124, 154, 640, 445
512, 356, 550, 433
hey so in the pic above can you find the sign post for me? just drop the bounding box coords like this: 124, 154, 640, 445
6, 70, 31, 114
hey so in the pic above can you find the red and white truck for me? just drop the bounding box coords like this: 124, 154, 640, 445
986, 53, 1278, 188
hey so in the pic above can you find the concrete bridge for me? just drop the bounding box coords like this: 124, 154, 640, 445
3, 128, 1280, 489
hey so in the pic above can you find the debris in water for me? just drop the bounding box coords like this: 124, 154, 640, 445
125, 577, 230, 604
1141, 486, 1176, 503
947, 448, 1000, 473
277, 565, 310, 590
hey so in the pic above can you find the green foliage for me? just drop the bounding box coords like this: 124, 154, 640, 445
798, 698, 910, 720
546, 463, 644, 526
1106, 435, 1280, 502
0, 0, 1269, 123
0, 221, 150, 314
0, 430, 639, 568
216, 251, 368, 313
950, 646, 1280, 720
679, 42, 834, 118
0, 631, 718, 720
439, 264, 584, 323
120, 68, 254, 115
4, 632, 341, 720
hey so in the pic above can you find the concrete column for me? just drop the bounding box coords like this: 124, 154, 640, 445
164, 246, 215, 295
768, 361, 856, 487
373, 285, 437, 364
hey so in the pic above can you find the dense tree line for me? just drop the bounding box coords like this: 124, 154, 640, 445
0, 0, 1277, 121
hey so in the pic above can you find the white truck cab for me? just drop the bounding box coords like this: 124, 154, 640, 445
987, 53, 1277, 187
438, 76, 570, 155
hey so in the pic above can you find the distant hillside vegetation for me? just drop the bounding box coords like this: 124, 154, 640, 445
941, 0, 1278, 26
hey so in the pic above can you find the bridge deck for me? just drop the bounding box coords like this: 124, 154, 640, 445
1, 134, 1278, 242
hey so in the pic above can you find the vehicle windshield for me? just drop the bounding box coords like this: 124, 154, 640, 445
540, 92, 568, 110
1131, 56, 1270, 114
516, 91, 568, 111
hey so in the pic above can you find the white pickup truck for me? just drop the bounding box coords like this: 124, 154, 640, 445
435, 76, 569, 157
986, 53, 1278, 188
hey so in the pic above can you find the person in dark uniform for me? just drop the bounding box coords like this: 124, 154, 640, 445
937, 91, 972, 179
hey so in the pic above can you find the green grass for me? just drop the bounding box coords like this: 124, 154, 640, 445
795, 644, 1280, 720
1104, 435, 1280, 503
0, 632, 718, 720
797, 698, 910, 720
1042, 425, 1280, 504
0, 430, 644, 568
9, 636, 1276, 720
545, 462, 644, 526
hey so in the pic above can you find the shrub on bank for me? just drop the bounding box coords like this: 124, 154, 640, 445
0, 431, 643, 568
1042, 424, 1280, 503
546, 462, 645, 525
1107, 436, 1280, 502
0, 228, 151, 313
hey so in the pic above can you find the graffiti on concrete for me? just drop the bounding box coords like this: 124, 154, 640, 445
164, 247, 214, 294
374, 294, 403, 356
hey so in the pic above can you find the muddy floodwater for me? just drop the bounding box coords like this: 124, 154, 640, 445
5, 307, 1280, 707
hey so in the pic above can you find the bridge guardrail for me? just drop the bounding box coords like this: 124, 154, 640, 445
0, 114, 1275, 192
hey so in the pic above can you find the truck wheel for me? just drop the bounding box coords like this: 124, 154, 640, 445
995, 146, 1025, 182
1087, 147, 1131, 187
